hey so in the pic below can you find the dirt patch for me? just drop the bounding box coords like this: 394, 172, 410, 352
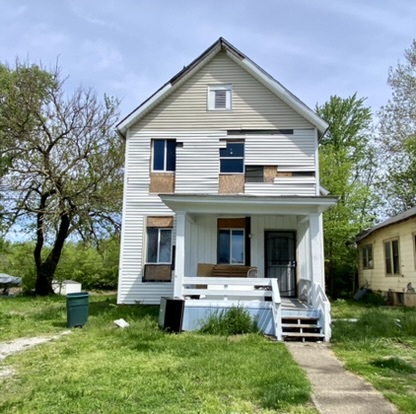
0, 331, 71, 380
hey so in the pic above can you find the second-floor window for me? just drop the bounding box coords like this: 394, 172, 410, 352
220, 141, 244, 173
152, 139, 176, 172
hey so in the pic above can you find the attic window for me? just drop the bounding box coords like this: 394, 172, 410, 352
208, 85, 232, 110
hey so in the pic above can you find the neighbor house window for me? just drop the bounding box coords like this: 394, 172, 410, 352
384, 238, 400, 275
208, 85, 232, 110
152, 139, 176, 172
220, 141, 244, 173
362, 244, 373, 269
218, 229, 244, 264
147, 228, 172, 264
413, 233, 416, 270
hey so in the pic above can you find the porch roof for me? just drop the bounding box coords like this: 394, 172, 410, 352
159, 194, 337, 215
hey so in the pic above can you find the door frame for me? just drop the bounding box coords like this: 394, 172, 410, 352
264, 230, 297, 297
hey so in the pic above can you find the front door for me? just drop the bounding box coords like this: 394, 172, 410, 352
265, 231, 296, 297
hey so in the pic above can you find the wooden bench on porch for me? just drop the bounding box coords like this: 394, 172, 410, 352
212, 265, 252, 277
197, 263, 255, 278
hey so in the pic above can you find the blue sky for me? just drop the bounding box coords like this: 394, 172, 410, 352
1, 0, 415, 119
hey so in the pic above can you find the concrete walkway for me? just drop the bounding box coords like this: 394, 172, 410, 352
286, 342, 398, 414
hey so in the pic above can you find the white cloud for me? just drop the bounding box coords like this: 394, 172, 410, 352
80, 39, 123, 71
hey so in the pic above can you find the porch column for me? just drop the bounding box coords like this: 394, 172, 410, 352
173, 211, 186, 298
309, 212, 325, 286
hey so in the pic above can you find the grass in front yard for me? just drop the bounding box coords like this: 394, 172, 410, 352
331, 300, 416, 413
0, 295, 316, 414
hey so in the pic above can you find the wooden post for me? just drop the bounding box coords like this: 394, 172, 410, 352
309, 213, 324, 287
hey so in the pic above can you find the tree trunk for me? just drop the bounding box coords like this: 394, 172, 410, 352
34, 210, 71, 295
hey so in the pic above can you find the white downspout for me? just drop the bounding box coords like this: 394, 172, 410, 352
174, 211, 186, 298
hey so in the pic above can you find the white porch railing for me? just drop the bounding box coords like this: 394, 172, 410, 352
181, 277, 282, 340
299, 278, 331, 341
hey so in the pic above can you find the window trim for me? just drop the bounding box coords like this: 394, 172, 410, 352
146, 227, 173, 264
219, 140, 244, 174
383, 237, 400, 276
151, 139, 176, 172
208, 84, 232, 111
362, 244, 373, 269
218, 228, 245, 265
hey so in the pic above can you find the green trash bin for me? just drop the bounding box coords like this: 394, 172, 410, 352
66, 292, 89, 328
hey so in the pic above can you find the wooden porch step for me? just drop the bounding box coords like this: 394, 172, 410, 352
281, 315, 319, 321
283, 332, 325, 340
282, 323, 320, 329
281, 314, 323, 342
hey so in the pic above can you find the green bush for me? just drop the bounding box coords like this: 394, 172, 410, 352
199, 305, 259, 335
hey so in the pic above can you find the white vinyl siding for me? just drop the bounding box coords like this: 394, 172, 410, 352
245, 177, 316, 196
244, 130, 315, 168
175, 132, 224, 194
133, 52, 313, 131
117, 133, 175, 304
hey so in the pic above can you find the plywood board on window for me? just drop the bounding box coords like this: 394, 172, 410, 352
264, 166, 277, 182
149, 172, 175, 193
143, 264, 172, 282
219, 174, 244, 193
218, 217, 246, 229
276, 170, 292, 177
147, 216, 174, 228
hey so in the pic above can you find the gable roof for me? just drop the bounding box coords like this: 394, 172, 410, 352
116, 37, 329, 137
356, 206, 416, 243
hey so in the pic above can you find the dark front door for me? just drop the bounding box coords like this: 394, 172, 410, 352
265, 231, 296, 297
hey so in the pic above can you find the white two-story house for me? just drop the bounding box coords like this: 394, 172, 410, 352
117, 38, 336, 341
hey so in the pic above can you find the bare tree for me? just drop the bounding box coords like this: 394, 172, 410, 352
1, 63, 123, 295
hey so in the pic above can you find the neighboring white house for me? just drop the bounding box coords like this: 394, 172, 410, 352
116, 38, 337, 340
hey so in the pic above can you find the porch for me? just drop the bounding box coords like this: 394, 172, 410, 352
179, 276, 330, 341
158, 194, 335, 341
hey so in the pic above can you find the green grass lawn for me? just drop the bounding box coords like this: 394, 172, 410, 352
0, 295, 316, 414
331, 299, 416, 413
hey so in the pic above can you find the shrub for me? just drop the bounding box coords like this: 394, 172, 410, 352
199, 305, 259, 335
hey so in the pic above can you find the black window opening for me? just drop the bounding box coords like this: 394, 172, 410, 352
153, 139, 176, 172
245, 166, 264, 182
220, 141, 244, 173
